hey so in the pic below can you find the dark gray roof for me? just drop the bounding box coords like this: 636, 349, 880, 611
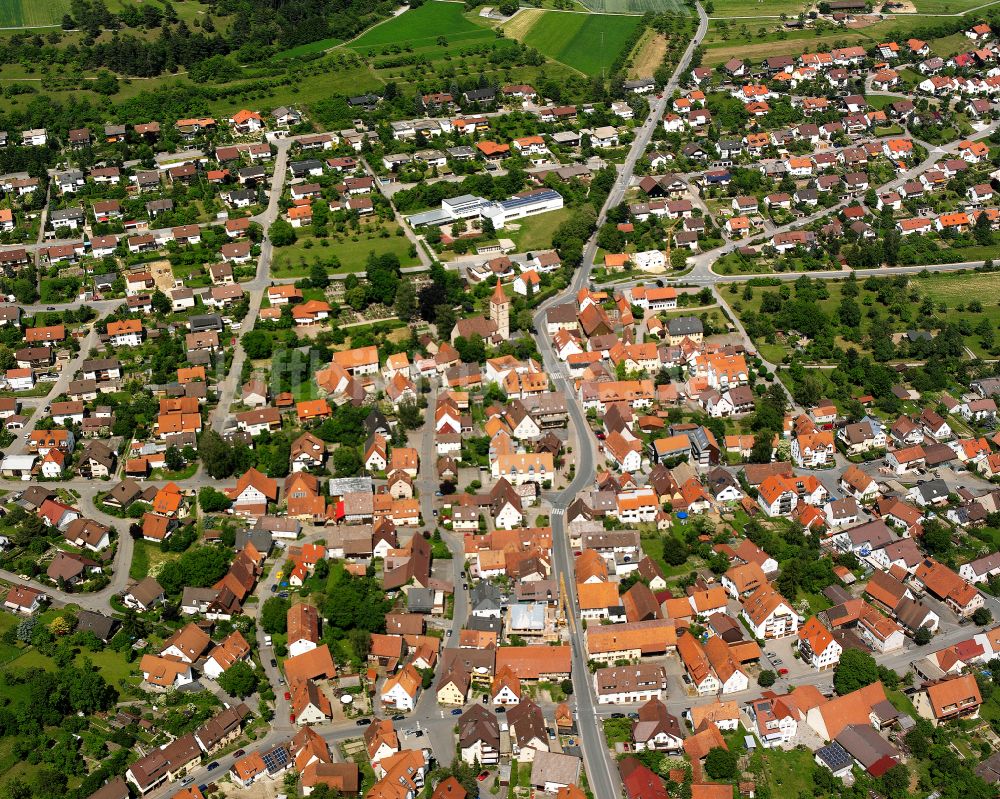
407, 587, 436, 613
667, 316, 703, 336
189, 314, 223, 332
915, 479, 948, 502
834, 724, 898, 769
234, 528, 273, 554
815, 741, 852, 772
463, 88, 496, 102
289, 159, 322, 175
76, 610, 116, 641
470, 582, 503, 611
466, 615, 502, 634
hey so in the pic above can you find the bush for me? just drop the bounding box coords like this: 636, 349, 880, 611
198, 487, 232, 513
260, 596, 290, 634
218, 661, 260, 698
704, 747, 738, 780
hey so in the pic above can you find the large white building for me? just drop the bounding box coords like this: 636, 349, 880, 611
407, 189, 563, 230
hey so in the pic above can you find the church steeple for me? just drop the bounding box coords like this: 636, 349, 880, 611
489, 279, 510, 339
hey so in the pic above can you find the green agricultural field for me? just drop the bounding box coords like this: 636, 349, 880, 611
911, 0, 1000, 11
708, 0, 811, 15
578, 0, 689, 12
0, 0, 71, 27
347, 2, 494, 52
520, 11, 642, 75
917, 270, 1000, 305
275, 37, 344, 59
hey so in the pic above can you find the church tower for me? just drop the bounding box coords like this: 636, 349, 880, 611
489, 279, 510, 340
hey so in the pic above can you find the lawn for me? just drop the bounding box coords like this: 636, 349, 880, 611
269, 348, 323, 401
932, 31, 976, 57
759, 745, 816, 796
519, 11, 643, 75
271, 222, 419, 276
506, 207, 572, 252
0, 613, 20, 666
886, 687, 919, 720
0, 0, 72, 27
602, 717, 634, 744
129, 539, 179, 580
347, 2, 494, 52
83, 647, 140, 688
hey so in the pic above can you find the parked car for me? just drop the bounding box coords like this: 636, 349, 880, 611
207, 762, 219, 771
392, 714, 405, 721
233, 750, 246, 758
284, 691, 291, 700
478, 772, 490, 782
270, 658, 277, 667
451, 708, 463, 716
356, 718, 373, 726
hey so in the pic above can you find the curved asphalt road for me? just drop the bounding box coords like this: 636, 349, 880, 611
528, 5, 709, 797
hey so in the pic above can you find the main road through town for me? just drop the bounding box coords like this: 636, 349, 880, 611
529, 5, 709, 797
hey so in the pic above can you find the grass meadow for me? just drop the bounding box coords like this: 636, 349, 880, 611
0, 0, 71, 27
518, 10, 642, 74
347, 2, 494, 52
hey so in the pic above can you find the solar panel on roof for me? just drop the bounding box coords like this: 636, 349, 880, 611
261, 745, 289, 773
817, 742, 852, 771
